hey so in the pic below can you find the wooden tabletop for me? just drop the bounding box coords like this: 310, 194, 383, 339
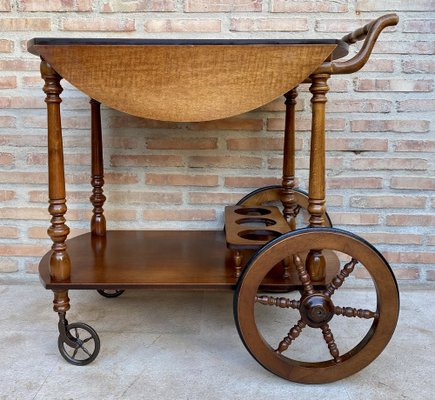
28, 37, 348, 122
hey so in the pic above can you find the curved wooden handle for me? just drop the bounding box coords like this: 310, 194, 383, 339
320, 14, 399, 75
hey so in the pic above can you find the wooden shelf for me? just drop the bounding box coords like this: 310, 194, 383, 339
39, 230, 340, 291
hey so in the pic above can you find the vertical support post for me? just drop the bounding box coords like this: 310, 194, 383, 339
306, 74, 330, 282
41, 59, 70, 313
90, 99, 106, 236
281, 87, 299, 231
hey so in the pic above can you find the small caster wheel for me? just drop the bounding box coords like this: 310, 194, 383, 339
58, 322, 100, 366
97, 289, 125, 298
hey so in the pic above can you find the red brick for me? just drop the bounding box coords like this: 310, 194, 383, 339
230, 18, 308, 32
190, 118, 263, 131
0, 59, 39, 71
146, 137, 217, 150
0, 18, 51, 31
0, 116, 15, 128
143, 209, 216, 221
373, 42, 434, 55
109, 116, 181, 129
351, 120, 429, 133
315, 18, 371, 32
357, 0, 435, 11
227, 137, 302, 151
144, 19, 221, 33
27, 153, 90, 166
0, 190, 15, 201
384, 268, 419, 281
188, 155, 262, 169
0, 260, 18, 273
108, 191, 182, 205
362, 59, 395, 73
350, 195, 426, 209
386, 214, 435, 226
185, 0, 262, 12
101, 0, 175, 12
267, 118, 345, 131
23, 115, 89, 129
146, 173, 218, 187
0, 96, 45, 109
328, 79, 350, 92
21, 75, 42, 87
0, 39, 14, 53
327, 138, 388, 152
394, 140, 435, 153
18, 0, 92, 11
397, 99, 435, 112
0, 0, 11, 11
272, 0, 347, 12
355, 79, 433, 92
327, 99, 392, 113
391, 176, 435, 191
361, 232, 422, 245
0, 226, 18, 239
327, 212, 380, 225
384, 251, 435, 264
104, 172, 139, 185
104, 209, 136, 221
403, 19, 435, 33
0, 77, 17, 89
0, 208, 49, 220
0, 152, 14, 165
269, 156, 343, 170
224, 176, 281, 188
0, 171, 46, 184
29, 190, 91, 203
429, 236, 435, 246
61, 18, 135, 32
427, 270, 435, 281
188, 192, 247, 205
258, 96, 305, 112
402, 60, 435, 74
110, 154, 183, 168
327, 177, 382, 189
352, 157, 427, 171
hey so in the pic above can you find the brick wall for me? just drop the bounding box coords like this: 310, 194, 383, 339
0, 0, 434, 286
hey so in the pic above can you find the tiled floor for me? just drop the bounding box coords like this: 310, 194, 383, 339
0, 285, 433, 400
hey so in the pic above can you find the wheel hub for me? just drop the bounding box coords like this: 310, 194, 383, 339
299, 294, 334, 328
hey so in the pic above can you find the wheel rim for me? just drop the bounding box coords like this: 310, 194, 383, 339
237, 186, 332, 228
97, 289, 125, 298
58, 322, 100, 366
234, 228, 399, 383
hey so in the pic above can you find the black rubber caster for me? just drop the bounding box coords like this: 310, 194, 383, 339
58, 322, 100, 366
97, 289, 125, 298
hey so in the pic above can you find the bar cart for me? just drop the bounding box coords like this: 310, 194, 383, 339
28, 14, 400, 383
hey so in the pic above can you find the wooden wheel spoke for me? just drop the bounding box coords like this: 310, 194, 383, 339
324, 258, 358, 297
293, 254, 315, 295
320, 324, 341, 363
255, 295, 300, 310
334, 306, 379, 319
275, 319, 306, 354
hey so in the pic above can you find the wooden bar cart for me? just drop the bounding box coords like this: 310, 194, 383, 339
28, 14, 400, 383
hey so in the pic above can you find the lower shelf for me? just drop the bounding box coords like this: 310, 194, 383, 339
39, 230, 339, 290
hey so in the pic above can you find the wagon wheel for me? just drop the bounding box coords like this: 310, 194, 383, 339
234, 228, 399, 383
237, 185, 332, 228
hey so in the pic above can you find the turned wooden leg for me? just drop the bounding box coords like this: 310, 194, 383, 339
233, 250, 243, 278
306, 74, 330, 281
41, 59, 71, 312
281, 87, 299, 231
90, 99, 106, 236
